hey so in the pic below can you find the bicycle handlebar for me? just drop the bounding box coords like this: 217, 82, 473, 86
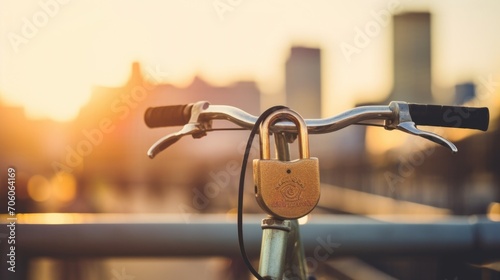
145, 102, 489, 131
408, 104, 489, 131
144, 101, 489, 158
145, 104, 193, 128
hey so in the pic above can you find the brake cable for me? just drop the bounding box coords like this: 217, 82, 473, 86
237, 105, 288, 280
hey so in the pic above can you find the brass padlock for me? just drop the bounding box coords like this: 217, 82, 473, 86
253, 109, 320, 219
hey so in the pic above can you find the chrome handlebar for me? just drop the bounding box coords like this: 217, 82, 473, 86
147, 101, 460, 158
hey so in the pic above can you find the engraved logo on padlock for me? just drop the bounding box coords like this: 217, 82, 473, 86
253, 109, 320, 219
276, 176, 303, 202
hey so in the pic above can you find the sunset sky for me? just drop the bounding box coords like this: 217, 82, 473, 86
1, 0, 499, 121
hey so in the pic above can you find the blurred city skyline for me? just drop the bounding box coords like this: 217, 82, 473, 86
1, 5, 499, 278
1, 0, 500, 121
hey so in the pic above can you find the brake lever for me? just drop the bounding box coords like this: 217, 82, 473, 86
147, 124, 199, 158
386, 101, 458, 153
147, 101, 211, 158
396, 122, 458, 153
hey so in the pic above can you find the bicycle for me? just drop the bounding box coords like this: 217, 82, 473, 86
144, 101, 489, 280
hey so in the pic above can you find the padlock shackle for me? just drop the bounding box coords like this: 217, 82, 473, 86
259, 109, 309, 160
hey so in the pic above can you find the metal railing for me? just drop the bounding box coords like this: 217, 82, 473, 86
3, 213, 499, 259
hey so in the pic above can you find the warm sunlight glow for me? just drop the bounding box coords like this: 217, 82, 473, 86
298, 215, 309, 225
27, 175, 52, 202
488, 202, 500, 222
1, 30, 93, 121
51, 172, 77, 203
16, 213, 86, 224
225, 208, 238, 222
27, 173, 77, 202
365, 127, 407, 156
2, 1, 498, 121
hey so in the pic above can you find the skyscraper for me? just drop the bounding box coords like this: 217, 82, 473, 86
454, 82, 476, 105
388, 12, 432, 103
285, 46, 322, 118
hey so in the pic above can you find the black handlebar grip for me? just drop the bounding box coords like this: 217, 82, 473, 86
144, 104, 193, 128
408, 104, 489, 131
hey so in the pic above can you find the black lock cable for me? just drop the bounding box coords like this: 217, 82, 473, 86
237, 105, 288, 280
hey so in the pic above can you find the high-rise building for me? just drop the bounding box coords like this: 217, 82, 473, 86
454, 82, 476, 105
285, 46, 322, 118
388, 12, 432, 103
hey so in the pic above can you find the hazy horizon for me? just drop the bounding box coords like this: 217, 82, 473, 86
1, 0, 499, 121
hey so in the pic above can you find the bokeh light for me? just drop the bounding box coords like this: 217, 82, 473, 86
51, 172, 77, 203
27, 174, 52, 202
